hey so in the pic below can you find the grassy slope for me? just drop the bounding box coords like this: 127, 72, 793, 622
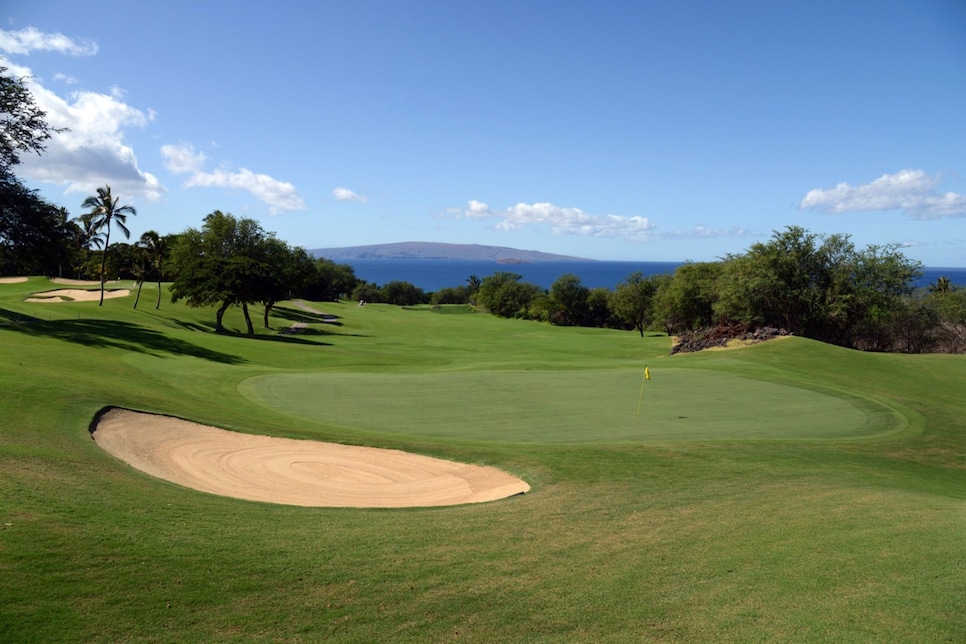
0, 280, 964, 642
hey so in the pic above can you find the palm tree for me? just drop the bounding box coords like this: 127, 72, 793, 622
71, 211, 105, 278
466, 274, 482, 294
136, 230, 168, 309
81, 185, 136, 305
928, 276, 953, 295
130, 249, 149, 310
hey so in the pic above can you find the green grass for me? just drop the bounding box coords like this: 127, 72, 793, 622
1, 278, 964, 642
238, 367, 902, 442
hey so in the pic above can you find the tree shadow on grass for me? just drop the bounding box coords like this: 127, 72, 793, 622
170, 319, 217, 333
272, 325, 369, 340
0, 307, 43, 324
0, 318, 246, 364
272, 305, 342, 326
250, 331, 333, 346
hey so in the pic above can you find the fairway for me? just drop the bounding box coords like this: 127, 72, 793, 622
2, 289, 963, 643
238, 368, 904, 443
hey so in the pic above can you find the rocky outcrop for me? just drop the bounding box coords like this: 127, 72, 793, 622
670, 322, 791, 354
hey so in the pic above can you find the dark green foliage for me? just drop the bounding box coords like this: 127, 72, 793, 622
0, 65, 80, 278
344, 280, 428, 306
71, 211, 104, 278
476, 271, 544, 318
586, 287, 615, 328
102, 242, 135, 280
431, 285, 471, 305
380, 280, 427, 306
923, 282, 966, 352
169, 211, 281, 334
350, 281, 382, 304
135, 230, 169, 309
256, 240, 317, 327
0, 169, 76, 276
466, 274, 482, 295
611, 271, 665, 336
653, 262, 722, 333
309, 257, 361, 301
547, 273, 590, 326
460, 226, 956, 353
714, 227, 922, 348
0, 64, 58, 171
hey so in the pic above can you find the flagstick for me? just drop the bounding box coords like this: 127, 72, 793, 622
636, 365, 648, 416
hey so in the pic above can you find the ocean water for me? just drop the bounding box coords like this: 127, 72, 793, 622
345, 260, 680, 291
342, 259, 966, 292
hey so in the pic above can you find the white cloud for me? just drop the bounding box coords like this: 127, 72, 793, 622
455, 200, 655, 240
1, 28, 161, 201
799, 169, 966, 219
183, 166, 306, 215
660, 225, 754, 239
163, 141, 305, 214
16, 69, 165, 201
161, 142, 207, 174
333, 187, 367, 203
0, 27, 98, 57
52, 72, 78, 85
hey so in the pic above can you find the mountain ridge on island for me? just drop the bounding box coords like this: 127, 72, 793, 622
309, 242, 594, 262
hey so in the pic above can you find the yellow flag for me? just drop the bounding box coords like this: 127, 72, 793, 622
637, 365, 650, 416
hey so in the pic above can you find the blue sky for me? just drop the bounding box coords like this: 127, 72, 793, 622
3, 1, 965, 265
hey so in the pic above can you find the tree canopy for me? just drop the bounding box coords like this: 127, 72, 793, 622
610, 271, 662, 336
170, 211, 270, 334
712, 227, 921, 347
0, 64, 77, 277
169, 211, 318, 335
0, 64, 59, 172
476, 272, 543, 318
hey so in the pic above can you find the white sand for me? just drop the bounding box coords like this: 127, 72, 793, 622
91, 409, 530, 508
25, 288, 130, 302
51, 278, 107, 286
0, 277, 28, 284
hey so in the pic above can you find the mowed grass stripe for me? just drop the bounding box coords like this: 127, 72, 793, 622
238, 368, 902, 443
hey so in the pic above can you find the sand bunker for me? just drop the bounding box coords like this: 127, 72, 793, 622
51, 278, 106, 286
0, 276, 28, 284
26, 288, 130, 302
91, 409, 530, 508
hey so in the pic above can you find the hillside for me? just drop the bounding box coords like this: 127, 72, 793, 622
309, 241, 592, 262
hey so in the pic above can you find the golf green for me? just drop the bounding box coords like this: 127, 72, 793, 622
238, 368, 905, 443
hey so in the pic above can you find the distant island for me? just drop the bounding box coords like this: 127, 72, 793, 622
309, 242, 594, 263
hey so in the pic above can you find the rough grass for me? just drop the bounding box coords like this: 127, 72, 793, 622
0, 279, 964, 642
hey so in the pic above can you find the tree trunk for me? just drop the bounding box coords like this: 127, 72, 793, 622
215, 301, 230, 334
133, 283, 142, 309
155, 258, 163, 309
263, 301, 275, 328
99, 227, 110, 306
242, 303, 254, 336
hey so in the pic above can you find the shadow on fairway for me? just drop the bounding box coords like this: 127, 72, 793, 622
170, 319, 216, 333
251, 332, 333, 346
0, 318, 246, 364
272, 305, 342, 325
0, 307, 43, 324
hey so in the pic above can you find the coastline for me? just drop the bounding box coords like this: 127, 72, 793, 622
338, 258, 966, 292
